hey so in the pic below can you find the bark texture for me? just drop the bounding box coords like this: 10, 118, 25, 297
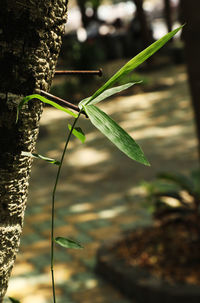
179, 0, 200, 159
0, 1, 67, 300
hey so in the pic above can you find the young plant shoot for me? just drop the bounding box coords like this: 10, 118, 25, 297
16, 26, 183, 303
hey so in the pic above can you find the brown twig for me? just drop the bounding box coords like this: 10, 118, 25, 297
35, 89, 87, 117
55, 68, 102, 77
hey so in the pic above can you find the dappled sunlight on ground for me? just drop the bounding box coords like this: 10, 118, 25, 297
68, 147, 109, 167
7, 64, 198, 303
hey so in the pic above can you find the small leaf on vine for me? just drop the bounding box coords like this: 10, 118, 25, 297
21, 151, 60, 165
68, 124, 86, 143
55, 237, 83, 249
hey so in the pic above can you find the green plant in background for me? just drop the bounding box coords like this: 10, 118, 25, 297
14, 26, 182, 303
61, 37, 106, 69
143, 170, 200, 234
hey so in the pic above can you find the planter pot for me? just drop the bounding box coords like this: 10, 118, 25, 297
96, 233, 200, 303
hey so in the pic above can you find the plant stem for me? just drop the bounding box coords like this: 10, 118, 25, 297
50, 112, 81, 303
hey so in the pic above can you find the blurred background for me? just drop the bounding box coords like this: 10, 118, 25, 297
6, 0, 200, 302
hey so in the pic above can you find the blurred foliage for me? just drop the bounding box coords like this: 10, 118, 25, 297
59, 35, 106, 69
50, 71, 149, 104
50, 76, 102, 103
142, 170, 200, 234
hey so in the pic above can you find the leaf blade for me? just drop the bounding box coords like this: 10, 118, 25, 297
55, 237, 83, 249
79, 82, 141, 108
17, 94, 78, 122
68, 124, 86, 143
21, 151, 60, 165
84, 105, 150, 166
82, 26, 183, 106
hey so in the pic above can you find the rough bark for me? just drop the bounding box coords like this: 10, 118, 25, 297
179, 0, 200, 159
0, 0, 67, 300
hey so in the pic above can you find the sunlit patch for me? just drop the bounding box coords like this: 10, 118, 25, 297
69, 148, 109, 166
126, 186, 146, 197
161, 77, 175, 86
69, 203, 92, 213
180, 190, 193, 204
161, 197, 180, 207
97, 2, 135, 22
22, 294, 48, 303
85, 278, 98, 289
129, 125, 183, 140
39, 108, 68, 125
99, 25, 114, 35
68, 213, 99, 223
7, 274, 48, 295
83, 130, 103, 143
98, 205, 127, 219
54, 264, 74, 282
77, 27, 87, 42
85, 7, 93, 17
11, 262, 34, 277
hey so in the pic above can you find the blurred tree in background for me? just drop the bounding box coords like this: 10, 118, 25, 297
77, 0, 102, 27
180, 0, 200, 160
133, 0, 153, 47
164, 0, 173, 33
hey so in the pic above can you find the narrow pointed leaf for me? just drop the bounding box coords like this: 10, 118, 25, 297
21, 151, 60, 165
68, 124, 86, 143
82, 26, 183, 106
79, 82, 141, 108
17, 94, 78, 122
84, 105, 150, 166
55, 237, 83, 249
9, 298, 20, 303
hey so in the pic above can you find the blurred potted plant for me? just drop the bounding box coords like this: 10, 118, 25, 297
143, 170, 200, 237
96, 170, 200, 303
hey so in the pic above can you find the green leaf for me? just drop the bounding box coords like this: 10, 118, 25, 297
68, 124, 86, 143
79, 82, 141, 108
21, 151, 60, 165
55, 237, 83, 249
8, 297, 20, 303
84, 105, 150, 166
82, 25, 183, 106
16, 94, 78, 122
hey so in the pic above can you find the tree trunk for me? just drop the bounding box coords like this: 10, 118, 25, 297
164, 0, 172, 33
77, 0, 89, 28
179, 0, 200, 159
0, 1, 67, 300
133, 0, 153, 47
